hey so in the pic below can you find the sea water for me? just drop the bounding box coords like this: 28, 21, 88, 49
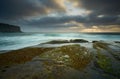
0, 32, 120, 51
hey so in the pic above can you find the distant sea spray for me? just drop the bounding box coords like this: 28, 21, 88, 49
0, 32, 120, 51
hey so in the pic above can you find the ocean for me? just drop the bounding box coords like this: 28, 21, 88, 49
0, 32, 120, 51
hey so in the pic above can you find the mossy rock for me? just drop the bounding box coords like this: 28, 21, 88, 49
0, 47, 54, 67
95, 49, 120, 77
97, 53, 112, 73
93, 41, 109, 50
40, 44, 93, 70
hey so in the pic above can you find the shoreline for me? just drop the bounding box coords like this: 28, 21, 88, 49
0, 39, 120, 79
0, 39, 119, 54
0, 39, 119, 66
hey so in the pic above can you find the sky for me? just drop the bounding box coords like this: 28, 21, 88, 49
0, 0, 120, 32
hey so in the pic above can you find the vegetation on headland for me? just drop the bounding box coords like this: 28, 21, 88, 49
0, 23, 22, 33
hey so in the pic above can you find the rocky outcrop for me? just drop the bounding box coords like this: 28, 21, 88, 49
0, 23, 22, 33
42, 39, 89, 44
115, 41, 120, 43
70, 39, 88, 43
43, 40, 69, 44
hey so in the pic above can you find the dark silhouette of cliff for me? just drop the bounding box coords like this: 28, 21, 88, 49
0, 23, 22, 32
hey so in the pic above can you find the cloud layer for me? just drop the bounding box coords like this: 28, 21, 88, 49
70, 0, 120, 15
0, 0, 65, 20
0, 0, 120, 32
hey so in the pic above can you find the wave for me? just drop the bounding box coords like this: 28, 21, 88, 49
0, 32, 120, 51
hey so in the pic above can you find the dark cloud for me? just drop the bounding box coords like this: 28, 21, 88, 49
0, 0, 119, 32
72, 0, 120, 15
0, 0, 65, 20
85, 15, 120, 26
68, 0, 120, 26
25, 16, 85, 26
23, 15, 119, 28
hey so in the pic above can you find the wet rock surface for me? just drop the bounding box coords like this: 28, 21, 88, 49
40, 44, 92, 70
93, 41, 120, 78
42, 39, 89, 44
0, 40, 120, 79
70, 39, 89, 43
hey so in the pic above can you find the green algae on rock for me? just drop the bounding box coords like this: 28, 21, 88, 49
0, 47, 54, 67
93, 41, 120, 78
93, 41, 120, 61
93, 41, 110, 50
96, 49, 113, 73
40, 44, 93, 70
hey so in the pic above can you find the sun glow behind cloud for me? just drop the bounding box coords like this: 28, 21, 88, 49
64, 1, 91, 16
68, 25, 120, 32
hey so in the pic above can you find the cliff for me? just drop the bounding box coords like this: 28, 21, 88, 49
0, 23, 22, 33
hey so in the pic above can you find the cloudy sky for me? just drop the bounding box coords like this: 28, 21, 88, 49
0, 0, 120, 32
